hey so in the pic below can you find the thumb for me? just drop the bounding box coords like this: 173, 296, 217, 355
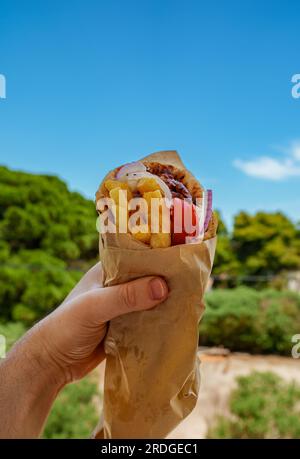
85, 276, 169, 323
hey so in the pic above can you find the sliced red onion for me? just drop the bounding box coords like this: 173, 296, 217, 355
203, 189, 213, 232
116, 162, 147, 179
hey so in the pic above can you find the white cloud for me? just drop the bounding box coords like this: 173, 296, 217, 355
233, 141, 300, 180
291, 142, 300, 161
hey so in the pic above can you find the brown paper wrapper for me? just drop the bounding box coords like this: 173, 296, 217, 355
93, 151, 217, 439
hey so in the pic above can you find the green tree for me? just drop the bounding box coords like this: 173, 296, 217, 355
232, 211, 300, 277
0, 165, 99, 324
0, 166, 98, 259
212, 211, 240, 287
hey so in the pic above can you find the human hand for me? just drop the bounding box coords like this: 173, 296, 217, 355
0, 263, 168, 438
31, 262, 168, 385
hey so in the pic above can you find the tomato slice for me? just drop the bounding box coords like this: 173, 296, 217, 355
171, 198, 199, 245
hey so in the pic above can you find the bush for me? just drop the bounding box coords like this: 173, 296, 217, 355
0, 321, 26, 351
0, 250, 81, 324
209, 372, 300, 438
43, 379, 99, 439
0, 166, 98, 258
0, 165, 98, 324
200, 287, 300, 354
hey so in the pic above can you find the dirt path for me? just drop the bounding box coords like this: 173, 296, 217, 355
168, 351, 300, 439
96, 351, 300, 439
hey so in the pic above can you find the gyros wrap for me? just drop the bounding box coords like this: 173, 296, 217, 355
93, 150, 217, 439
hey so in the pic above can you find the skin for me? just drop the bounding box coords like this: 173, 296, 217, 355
0, 263, 168, 438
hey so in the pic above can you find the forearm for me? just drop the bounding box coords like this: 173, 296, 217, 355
0, 326, 63, 438
0, 266, 168, 438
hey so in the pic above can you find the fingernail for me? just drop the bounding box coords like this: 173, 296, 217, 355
149, 278, 167, 301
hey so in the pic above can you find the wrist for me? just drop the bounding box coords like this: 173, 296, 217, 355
19, 321, 68, 391
0, 329, 63, 438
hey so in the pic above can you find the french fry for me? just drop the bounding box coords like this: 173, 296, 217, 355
109, 187, 132, 204
108, 203, 129, 233
132, 230, 151, 243
105, 179, 131, 193
143, 190, 162, 211
137, 177, 161, 194
150, 232, 171, 249
149, 197, 171, 234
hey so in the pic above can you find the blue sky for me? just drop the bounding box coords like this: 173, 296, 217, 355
0, 0, 300, 227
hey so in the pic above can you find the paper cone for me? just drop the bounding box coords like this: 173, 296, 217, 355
93, 151, 217, 439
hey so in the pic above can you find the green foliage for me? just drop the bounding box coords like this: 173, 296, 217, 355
201, 287, 300, 354
43, 379, 99, 439
209, 372, 300, 438
213, 210, 300, 287
0, 249, 81, 323
232, 211, 300, 276
0, 322, 26, 350
41, 224, 80, 260
0, 166, 98, 324
0, 165, 98, 260
0, 240, 10, 262
213, 211, 240, 285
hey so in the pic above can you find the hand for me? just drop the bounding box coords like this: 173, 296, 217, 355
31, 262, 168, 385
0, 263, 168, 438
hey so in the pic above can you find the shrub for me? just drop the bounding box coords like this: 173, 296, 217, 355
0, 250, 81, 324
0, 165, 98, 324
43, 379, 100, 439
200, 287, 300, 354
209, 372, 300, 438
0, 321, 26, 351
